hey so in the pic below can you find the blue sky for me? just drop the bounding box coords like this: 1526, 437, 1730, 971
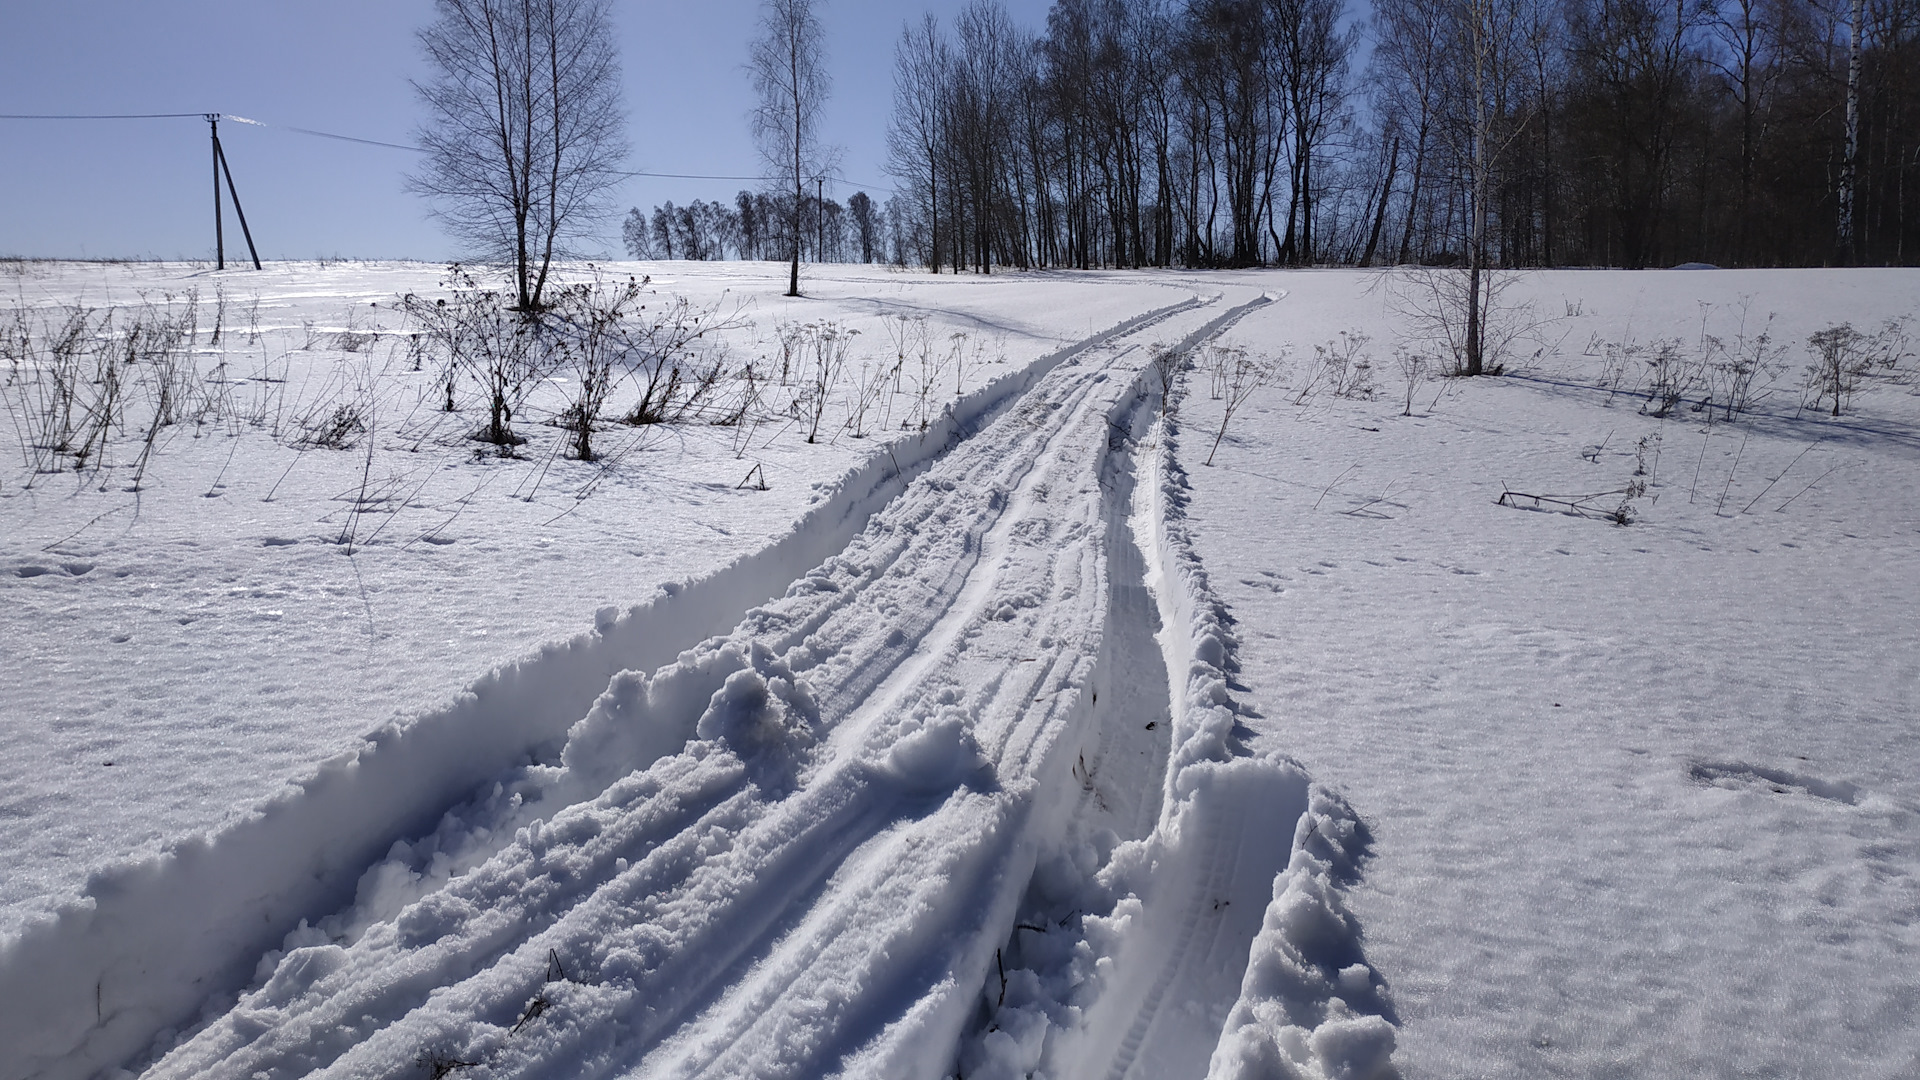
0, 1, 1051, 260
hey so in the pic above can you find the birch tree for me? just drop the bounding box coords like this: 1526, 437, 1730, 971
412, 0, 627, 311
751, 0, 832, 297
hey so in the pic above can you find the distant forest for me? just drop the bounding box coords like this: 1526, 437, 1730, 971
625, 0, 1920, 270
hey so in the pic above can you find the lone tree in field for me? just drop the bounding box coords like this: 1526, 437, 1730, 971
750, 0, 831, 298
412, 0, 627, 311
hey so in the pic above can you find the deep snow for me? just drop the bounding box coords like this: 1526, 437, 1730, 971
2, 260, 1915, 1080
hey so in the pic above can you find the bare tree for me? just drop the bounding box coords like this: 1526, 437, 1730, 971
888, 14, 951, 273
1839, 0, 1863, 261
412, 0, 628, 312
751, 0, 833, 297
1443, 0, 1533, 374
621, 206, 655, 259
848, 190, 878, 261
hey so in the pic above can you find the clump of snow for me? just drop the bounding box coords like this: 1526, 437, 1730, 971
881, 707, 987, 794
1210, 790, 1396, 1080
691, 641, 819, 786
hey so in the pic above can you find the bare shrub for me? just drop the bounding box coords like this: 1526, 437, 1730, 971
3, 292, 249, 485
1205, 344, 1279, 466
719, 363, 770, 457
1702, 304, 1788, 420
780, 320, 855, 443
1388, 265, 1537, 376
548, 274, 645, 460
296, 403, 369, 450
1804, 323, 1873, 417
1202, 342, 1230, 400
1395, 348, 1428, 416
620, 293, 741, 426
290, 358, 379, 451
841, 358, 895, 438
1314, 331, 1377, 399
402, 266, 548, 449
22, 308, 98, 460
1150, 343, 1184, 412
1639, 339, 1698, 418
884, 314, 951, 431
1804, 315, 1918, 415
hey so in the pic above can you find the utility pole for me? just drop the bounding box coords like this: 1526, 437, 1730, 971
816, 176, 825, 263
211, 115, 225, 270
208, 114, 263, 271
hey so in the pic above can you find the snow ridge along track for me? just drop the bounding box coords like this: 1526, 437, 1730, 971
0, 296, 1199, 1080
952, 292, 1396, 1080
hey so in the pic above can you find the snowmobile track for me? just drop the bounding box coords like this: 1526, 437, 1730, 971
44, 286, 1367, 1080
1, 293, 1207, 1080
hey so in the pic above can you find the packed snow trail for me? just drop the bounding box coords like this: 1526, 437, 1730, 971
123, 287, 1390, 1080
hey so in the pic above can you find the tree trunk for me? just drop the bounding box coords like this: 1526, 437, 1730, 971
1360, 134, 1400, 267
1840, 0, 1863, 264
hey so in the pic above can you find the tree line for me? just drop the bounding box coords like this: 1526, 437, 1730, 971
621, 190, 899, 263
884, 0, 1918, 272
628, 0, 1918, 274
411, 0, 1917, 307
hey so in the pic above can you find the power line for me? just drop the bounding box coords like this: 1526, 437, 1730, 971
223, 115, 419, 153
0, 112, 207, 120
618, 170, 771, 181
618, 170, 896, 195
2, 111, 896, 193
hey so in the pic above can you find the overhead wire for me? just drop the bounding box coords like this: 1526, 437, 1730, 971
221, 115, 419, 153
0, 112, 209, 120
2, 110, 896, 193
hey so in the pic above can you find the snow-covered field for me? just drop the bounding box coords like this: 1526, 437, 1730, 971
0, 259, 1180, 937
1175, 268, 1920, 1079
1, 260, 1914, 1079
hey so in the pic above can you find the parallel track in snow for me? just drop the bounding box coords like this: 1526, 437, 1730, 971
128, 288, 1313, 1080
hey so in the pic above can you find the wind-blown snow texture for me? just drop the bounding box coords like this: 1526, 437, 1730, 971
1177, 268, 1919, 1079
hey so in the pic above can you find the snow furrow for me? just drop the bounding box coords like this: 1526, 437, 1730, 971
956, 292, 1391, 1080
127, 295, 1237, 1079
1129, 295, 1395, 1080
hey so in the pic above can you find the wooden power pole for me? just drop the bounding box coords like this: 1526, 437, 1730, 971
208, 114, 262, 270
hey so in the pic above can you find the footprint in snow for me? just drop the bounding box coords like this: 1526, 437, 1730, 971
1687, 761, 1858, 805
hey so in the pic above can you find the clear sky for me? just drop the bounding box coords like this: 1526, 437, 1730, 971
0, 0, 1052, 260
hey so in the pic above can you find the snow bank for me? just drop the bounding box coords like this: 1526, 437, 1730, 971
0, 296, 1197, 1080
1133, 295, 1396, 1080
1208, 790, 1397, 1080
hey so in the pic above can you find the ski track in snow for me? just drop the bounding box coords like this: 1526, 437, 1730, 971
0, 275, 1191, 1080
11, 285, 1390, 1080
